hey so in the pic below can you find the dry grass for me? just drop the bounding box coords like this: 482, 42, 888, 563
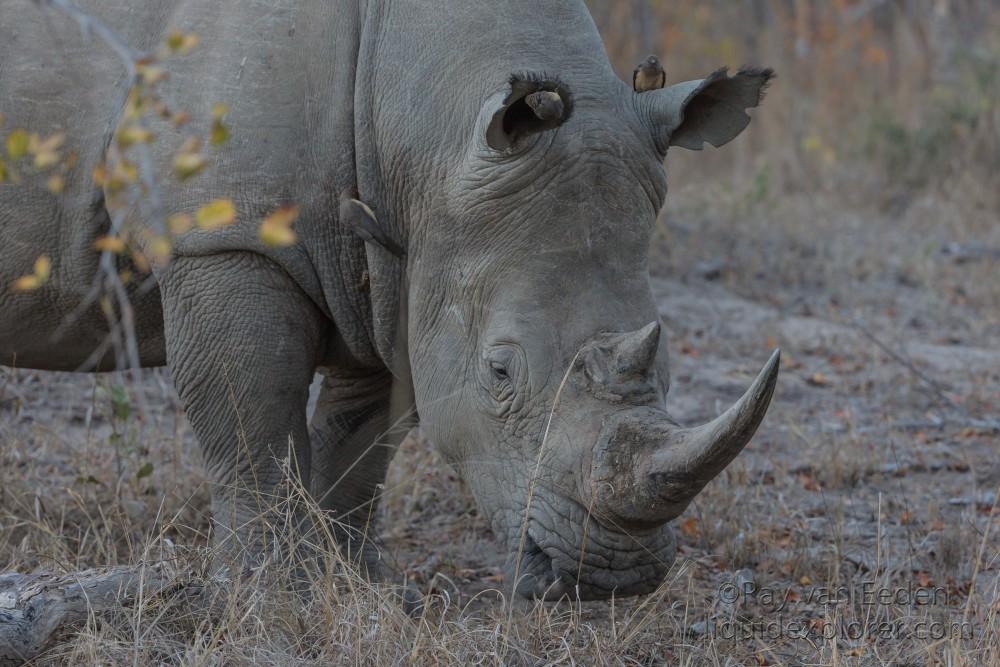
2, 330, 998, 665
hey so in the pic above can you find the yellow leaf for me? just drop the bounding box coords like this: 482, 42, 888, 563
113, 160, 138, 183
33, 255, 51, 281
178, 136, 201, 154
14, 254, 51, 291
29, 132, 65, 155
263, 204, 300, 229
173, 151, 206, 180
210, 120, 229, 146
117, 125, 154, 148
137, 64, 168, 85
167, 213, 193, 235
34, 151, 60, 170
13, 275, 41, 291
259, 204, 300, 247
95, 235, 126, 253
92, 163, 109, 186
211, 103, 229, 119
46, 174, 65, 193
30, 132, 65, 170
130, 250, 150, 274
124, 89, 144, 119
165, 31, 199, 55
148, 236, 173, 264
6, 129, 29, 159
0, 158, 6, 183
259, 222, 297, 247
194, 198, 236, 229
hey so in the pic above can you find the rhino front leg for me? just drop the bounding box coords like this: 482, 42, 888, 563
309, 367, 408, 581
161, 252, 324, 568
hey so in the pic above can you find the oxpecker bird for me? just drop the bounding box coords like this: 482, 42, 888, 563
633, 54, 666, 92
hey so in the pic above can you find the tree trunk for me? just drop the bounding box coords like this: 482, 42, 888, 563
0, 564, 202, 666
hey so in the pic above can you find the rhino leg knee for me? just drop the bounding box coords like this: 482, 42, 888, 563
161, 252, 325, 569
310, 367, 408, 582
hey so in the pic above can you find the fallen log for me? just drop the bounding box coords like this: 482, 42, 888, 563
0, 563, 200, 666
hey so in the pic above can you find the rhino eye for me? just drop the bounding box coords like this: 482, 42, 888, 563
482, 346, 521, 406
489, 360, 510, 380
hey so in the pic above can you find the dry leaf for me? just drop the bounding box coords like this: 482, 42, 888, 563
210, 103, 230, 145
33, 255, 51, 281
117, 125, 154, 148
137, 64, 167, 85
94, 236, 126, 253
167, 213, 193, 235
166, 31, 199, 55
46, 174, 65, 194
92, 163, 109, 186
798, 472, 821, 492
259, 204, 300, 247
148, 236, 173, 265
173, 151, 206, 180
29, 132, 65, 169
679, 516, 700, 537
13, 255, 51, 291
806, 372, 832, 387
194, 198, 236, 229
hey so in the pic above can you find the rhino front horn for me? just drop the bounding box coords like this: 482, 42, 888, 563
592, 349, 780, 527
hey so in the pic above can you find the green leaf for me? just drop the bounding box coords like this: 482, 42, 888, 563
136, 462, 154, 480
6, 129, 29, 159
210, 120, 229, 146
110, 384, 130, 420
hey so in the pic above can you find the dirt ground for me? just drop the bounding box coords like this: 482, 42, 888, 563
1, 184, 997, 665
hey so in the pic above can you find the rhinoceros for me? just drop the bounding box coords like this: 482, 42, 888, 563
0, 0, 777, 599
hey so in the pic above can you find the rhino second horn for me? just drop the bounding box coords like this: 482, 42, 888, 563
525, 91, 564, 122
612, 321, 660, 380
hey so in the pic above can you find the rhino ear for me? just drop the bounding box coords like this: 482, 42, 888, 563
485, 74, 573, 151
644, 66, 774, 154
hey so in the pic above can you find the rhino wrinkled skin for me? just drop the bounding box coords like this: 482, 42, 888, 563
0, 1, 778, 599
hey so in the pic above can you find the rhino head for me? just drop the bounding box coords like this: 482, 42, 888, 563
366, 65, 777, 600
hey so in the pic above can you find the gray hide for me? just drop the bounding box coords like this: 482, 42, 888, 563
0, 0, 776, 599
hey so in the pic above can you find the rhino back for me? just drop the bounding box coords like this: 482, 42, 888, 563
0, 1, 381, 369
0, 0, 177, 368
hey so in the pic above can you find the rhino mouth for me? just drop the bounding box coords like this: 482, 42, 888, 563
504, 500, 677, 600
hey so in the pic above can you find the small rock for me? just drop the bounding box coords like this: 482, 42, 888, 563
939, 241, 1000, 265
691, 259, 726, 281
119, 498, 146, 521
687, 620, 713, 637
